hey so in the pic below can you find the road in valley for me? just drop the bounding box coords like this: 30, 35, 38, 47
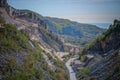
65, 58, 77, 80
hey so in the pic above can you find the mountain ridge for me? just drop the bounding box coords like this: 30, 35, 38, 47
4, 0, 106, 46
0, 0, 65, 52
44, 15, 106, 46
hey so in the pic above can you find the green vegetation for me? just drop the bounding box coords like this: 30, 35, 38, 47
80, 55, 87, 62
3, 35, 64, 78
38, 25, 63, 51
79, 50, 87, 62
0, 15, 5, 24
45, 17, 105, 46
4, 51, 44, 80
55, 68, 64, 80
47, 53, 64, 68
0, 17, 31, 53
77, 19, 120, 80
53, 19, 71, 32
85, 19, 120, 50
0, 16, 69, 80
2, 39, 65, 80
47, 52, 70, 79
79, 67, 90, 75
46, 53, 69, 80
78, 67, 90, 80
45, 17, 71, 31
62, 52, 75, 61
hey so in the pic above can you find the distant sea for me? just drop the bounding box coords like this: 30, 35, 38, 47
90, 23, 111, 29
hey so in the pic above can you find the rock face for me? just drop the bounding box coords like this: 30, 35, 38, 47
64, 43, 83, 53
0, 0, 41, 21
0, 0, 8, 7
0, 0, 15, 16
1, 0, 105, 48
0, 1, 69, 80
0, 0, 65, 52
2, 0, 105, 47
81, 20, 120, 80
86, 20, 120, 56
90, 49, 120, 80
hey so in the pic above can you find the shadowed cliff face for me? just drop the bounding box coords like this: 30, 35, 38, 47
78, 20, 120, 80
85, 20, 120, 56
89, 49, 120, 80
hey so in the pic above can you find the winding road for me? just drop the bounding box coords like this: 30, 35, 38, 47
65, 58, 77, 80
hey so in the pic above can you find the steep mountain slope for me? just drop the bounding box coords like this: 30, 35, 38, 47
44, 17, 105, 46
0, 0, 105, 53
0, 0, 70, 80
0, 19, 69, 80
0, 0, 64, 52
84, 19, 120, 55
76, 20, 120, 80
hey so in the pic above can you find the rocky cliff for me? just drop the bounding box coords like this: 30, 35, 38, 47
89, 20, 120, 80
0, 0, 69, 80
0, 0, 8, 7
77, 20, 120, 80
0, 0, 65, 52
2, 0, 105, 47
85, 20, 120, 56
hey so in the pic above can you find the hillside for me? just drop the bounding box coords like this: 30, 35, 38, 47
76, 20, 120, 80
0, 0, 117, 80
0, 9, 69, 80
0, 0, 106, 54
3, 0, 105, 46
44, 17, 105, 46
84, 19, 120, 55
0, 0, 70, 80
0, 0, 65, 52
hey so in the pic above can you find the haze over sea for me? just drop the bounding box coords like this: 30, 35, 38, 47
91, 23, 111, 29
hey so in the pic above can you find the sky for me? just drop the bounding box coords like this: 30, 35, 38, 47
8, 0, 120, 24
